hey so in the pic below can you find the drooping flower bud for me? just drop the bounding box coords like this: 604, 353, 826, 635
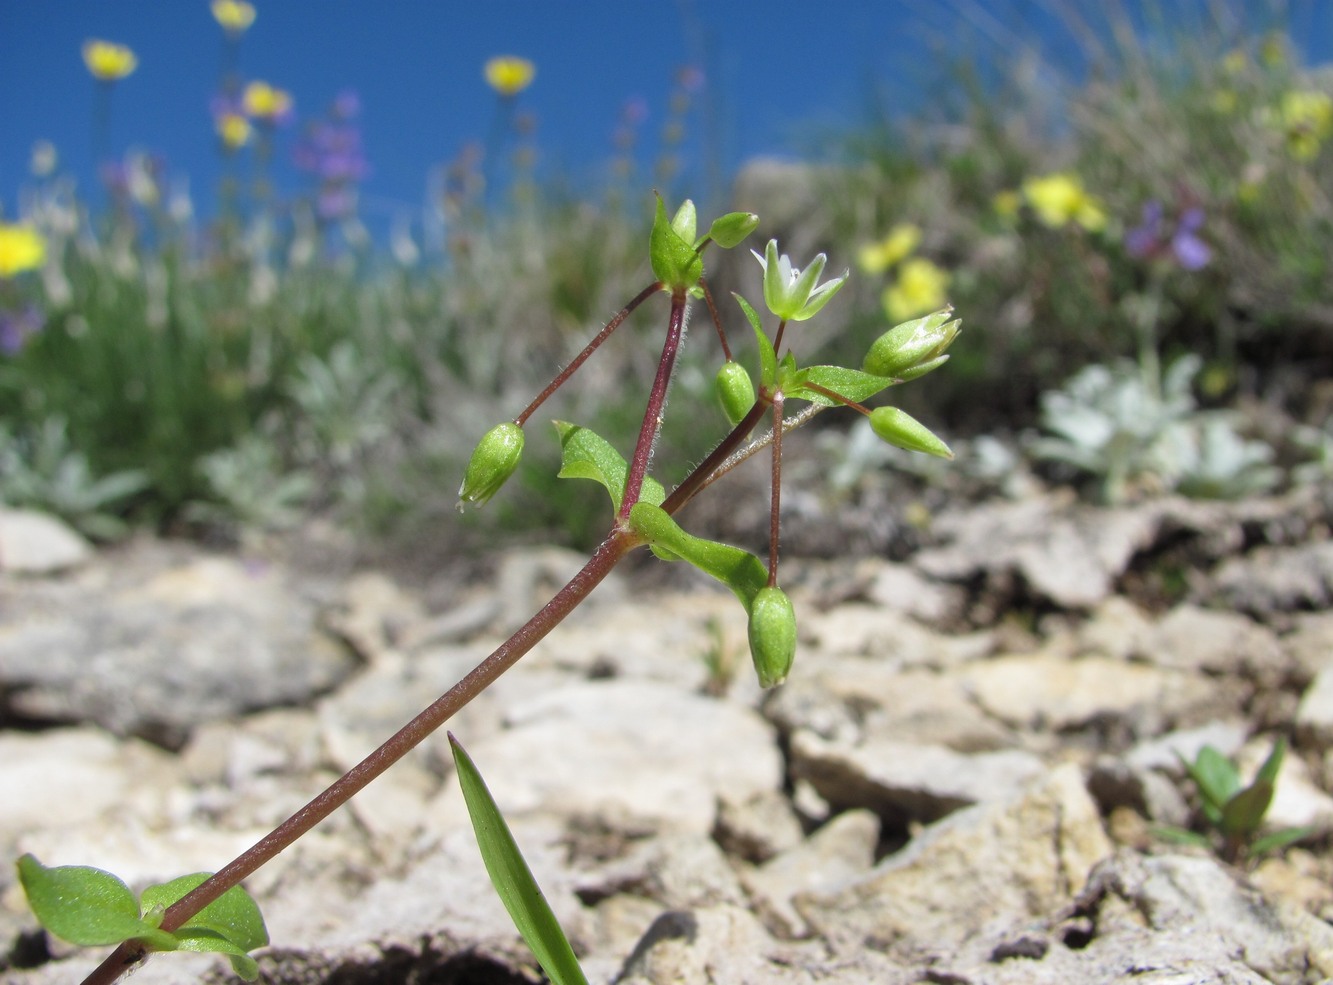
458, 422, 524, 510
715, 360, 757, 426
705, 211, 760, 249
863, 308, 959, 380
868, 406, 953, 459
748, 586, 796, 688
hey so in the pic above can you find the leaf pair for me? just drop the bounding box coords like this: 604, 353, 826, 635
1157, 739, 1314, 861
17, 856, 268, 980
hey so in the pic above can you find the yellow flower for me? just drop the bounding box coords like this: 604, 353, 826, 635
243, 80, 292, 122
82, 39, 137, 81
856, 223, 921, 274
484, 56, 536, 97
1021, 172, 1106, 232
217, 112, 251, 149
211, 0, 256, 34
882, 258, 950, 323
0, 224, 46, 278
1278, 89, 1333, 161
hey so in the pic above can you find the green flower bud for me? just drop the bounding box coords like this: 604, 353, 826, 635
458, 422, 524, 510
715, 360, 757, 426
868, 406, 953, 459
748, 586, 796, 688
863, 308, 959, 379
704, 211, 760, 249
671, 199, 698, 244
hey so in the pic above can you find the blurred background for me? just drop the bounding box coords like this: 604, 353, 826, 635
1, 0, 1331, 558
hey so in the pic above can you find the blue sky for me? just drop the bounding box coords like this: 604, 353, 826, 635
2, 2, 1330, 231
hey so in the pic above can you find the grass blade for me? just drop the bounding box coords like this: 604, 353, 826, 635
448, 734, 589, 985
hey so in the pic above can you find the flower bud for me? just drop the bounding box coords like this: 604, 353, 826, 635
863, 308, 959, 379
868, 406, 953, 459
715, 360, 757, 426
705, 211, 760, 249
748, 586, 796, 688
458, 422, 524, 510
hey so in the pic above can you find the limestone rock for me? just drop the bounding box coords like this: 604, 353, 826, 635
790, 730, 1045, 827
793, 763, 1112, 962
0, 508, 92, 574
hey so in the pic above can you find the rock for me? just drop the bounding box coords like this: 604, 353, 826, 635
713, 788, 807, 864
1148, 604, 1290, 685
960, 651, 1240, 735
802, 603, 992, 668
864, 561, 966, 626
741, 808, 879, 938
913, 493, 1162, 609
1075, 596, 1155, 661
0, 508, 92, 574
793, 763, 1112, 962
1297, 669, 1333, 749
426, 680, 784, 837
1237, 738, 1333, 837
1208, 540, 1333, 618
790, 730, 1046, 827
765, 660, 1014, 752
1284, 612, 1333, 683
0, 555, 361, 747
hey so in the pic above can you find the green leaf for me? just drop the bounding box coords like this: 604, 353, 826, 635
1151, 825, 1213, 849
1250, 826, 1316, 856
553, 421, 665, 514
141, 873, 269, 954
1254, 738, 1287, 788
450, 735, 590, 985
1220, 780, 1274, 838
627, 502, 768, 609
171, 929, 261, 981
1181, 746, 1240, 809
791, 365, 897, 407
16, 855, 176, 951
670, 199, 697, 244
649, 194, 702, 291
733, 294, 776, 388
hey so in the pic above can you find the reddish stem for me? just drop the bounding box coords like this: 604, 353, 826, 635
618, 287, 688, 522
515, 280, 661, 427
768, 390, 784, 586
79, 531, 639, 985
700, 278, 732, 361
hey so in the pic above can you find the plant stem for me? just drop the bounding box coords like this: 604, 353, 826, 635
515, 281, 661, 427
619, 287, 688, 523
78, 530, 640, 985
767, 390, 784, 586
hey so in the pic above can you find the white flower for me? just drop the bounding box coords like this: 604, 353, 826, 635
751, 239, 847, 321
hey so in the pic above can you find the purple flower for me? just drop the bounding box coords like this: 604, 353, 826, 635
1125, 199, 1211, 271
0, 306, 43, 355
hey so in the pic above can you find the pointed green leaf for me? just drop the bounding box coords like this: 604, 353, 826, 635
1151, 826, 1213, 849
1250, 826, 1315, 856
787, 366, 896, 407
450, 735, 590, 985
16, 856, 176, 950
733, 293, 776, 387
554, 421, 665, 513
627, 502, 768, 609
141, 874, 269, 954
1220, 780, 1274, 838
1254, 738, 1287, 788
1181, 747, 1240, 809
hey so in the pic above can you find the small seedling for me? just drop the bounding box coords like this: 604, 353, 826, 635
1156, 738, 1314, 864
